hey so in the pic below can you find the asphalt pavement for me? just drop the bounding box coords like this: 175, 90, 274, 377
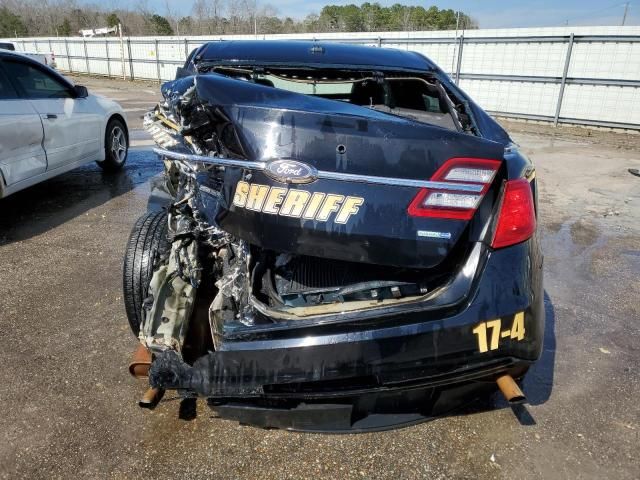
0, 75, 638, 479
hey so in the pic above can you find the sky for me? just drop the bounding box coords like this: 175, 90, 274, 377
118, 0, 639, 28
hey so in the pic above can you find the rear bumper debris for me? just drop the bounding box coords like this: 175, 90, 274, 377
147, 239, 543, 430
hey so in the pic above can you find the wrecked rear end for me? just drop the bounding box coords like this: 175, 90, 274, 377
130, 43, 543, 430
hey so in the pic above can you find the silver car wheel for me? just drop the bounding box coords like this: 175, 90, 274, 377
110, 125, 127, 164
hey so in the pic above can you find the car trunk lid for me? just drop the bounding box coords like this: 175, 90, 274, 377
161, 74, 505, 269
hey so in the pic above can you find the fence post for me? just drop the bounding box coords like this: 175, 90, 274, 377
455, 34, 464, 84
184, 38, 189, 60
155, 39, 161, 83
118, 24, 126, 80
105, 39, 111, 78
127, 38, 134, 81
48, 38, 52, 54
83, 38, 90, 75
554, 33, 575, 127
64, 38, 72, 73
377, 36, 381, 48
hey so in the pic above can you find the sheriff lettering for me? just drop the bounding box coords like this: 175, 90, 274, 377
232, 180, 364, 224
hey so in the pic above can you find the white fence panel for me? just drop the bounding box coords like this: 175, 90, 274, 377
3, 26, 639, 129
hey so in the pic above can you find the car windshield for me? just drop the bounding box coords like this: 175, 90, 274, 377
266, 74, 354, 96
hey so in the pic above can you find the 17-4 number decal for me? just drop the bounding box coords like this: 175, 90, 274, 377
472, 312, 525, 353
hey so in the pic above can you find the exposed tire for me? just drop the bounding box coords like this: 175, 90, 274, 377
98, 118, 128, 172
123, 211, 169, 336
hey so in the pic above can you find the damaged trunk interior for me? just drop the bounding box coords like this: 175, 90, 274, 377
139, 63, 504, 360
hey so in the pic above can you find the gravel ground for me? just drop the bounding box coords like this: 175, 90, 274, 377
0, 74, 638, 480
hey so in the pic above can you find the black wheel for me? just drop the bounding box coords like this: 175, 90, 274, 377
98, 118, 128, 172
123, 211, 169, 336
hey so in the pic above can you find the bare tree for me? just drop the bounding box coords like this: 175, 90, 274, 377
164, 0, 179, 35
2, 1, 478, 38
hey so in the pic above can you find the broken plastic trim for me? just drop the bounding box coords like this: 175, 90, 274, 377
152, 148, 485, 193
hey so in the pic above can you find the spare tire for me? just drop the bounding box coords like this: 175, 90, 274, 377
123, 211, 169, 336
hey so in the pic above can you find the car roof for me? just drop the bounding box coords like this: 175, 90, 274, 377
0, 49, 31, 60
196, 40, 438, 72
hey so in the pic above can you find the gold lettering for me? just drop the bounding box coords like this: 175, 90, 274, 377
303, 193, 326, 219
245, 184, 269, 211
234, 182, 365, 223
280, 189, 311, 217
486, 319, 502, 351
262, 187, 287, 214
232, 181, 250, 207
335, 196, 364, 224
511, 312, 525, 341
316, 194, 345, 222
472, 323, 488, 353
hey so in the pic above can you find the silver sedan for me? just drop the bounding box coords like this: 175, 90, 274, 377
0, 50, 128, 199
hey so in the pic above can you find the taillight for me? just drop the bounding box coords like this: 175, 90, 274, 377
408, 158, 501, 220
491, 178, 536, 249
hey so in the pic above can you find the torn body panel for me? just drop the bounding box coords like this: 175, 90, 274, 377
140, 244, 196, 352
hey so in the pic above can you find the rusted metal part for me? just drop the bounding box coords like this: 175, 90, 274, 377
138, 387, 165, 409
128, 344, 152, 379
496, 374, 527, 405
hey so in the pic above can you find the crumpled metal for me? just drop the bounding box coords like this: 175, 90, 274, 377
139, 239, 197, 353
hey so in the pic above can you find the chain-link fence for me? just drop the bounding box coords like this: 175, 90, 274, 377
7, 29, 640, 130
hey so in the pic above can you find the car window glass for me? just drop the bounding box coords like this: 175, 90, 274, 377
265, 74, 354, 96
0, 66, 18, 99
3, 60, 72, 99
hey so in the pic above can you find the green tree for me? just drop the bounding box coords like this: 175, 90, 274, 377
0, 7, 27, 37
0, 2, 476, 37
148, 14, 173, 35
314, 3, 476, 33
106, 13, 121, 28
341, 4, 364, 31
319, 5, 342, 30
58, 18, 72, 36
360, 2, 385, 31
261, 17, 284, 34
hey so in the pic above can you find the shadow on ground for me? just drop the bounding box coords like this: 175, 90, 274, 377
0, 150, 160, 245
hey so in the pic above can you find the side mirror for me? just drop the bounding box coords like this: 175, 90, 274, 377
73, 85, 89, 98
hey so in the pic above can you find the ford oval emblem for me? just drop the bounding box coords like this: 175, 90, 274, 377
264, 159, 318, 184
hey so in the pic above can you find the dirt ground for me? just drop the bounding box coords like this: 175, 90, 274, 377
0, 74, 639, 479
